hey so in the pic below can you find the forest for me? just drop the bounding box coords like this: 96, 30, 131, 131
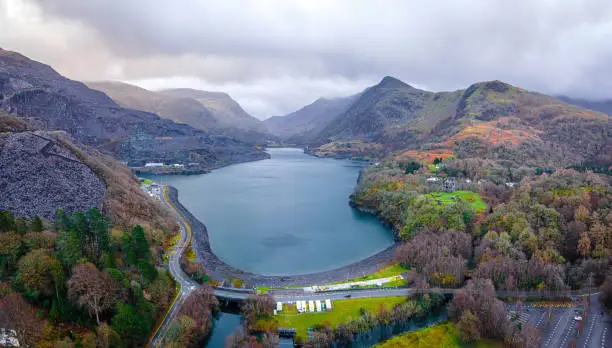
352, 158, 612, 295
0, 209, 216, 347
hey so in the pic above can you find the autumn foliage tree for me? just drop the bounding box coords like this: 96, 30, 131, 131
456, 309, 481, 343
449, 278, 508, 339
176, 283, 218, 344
68, 262, 119, 324
0, 291, 46, 346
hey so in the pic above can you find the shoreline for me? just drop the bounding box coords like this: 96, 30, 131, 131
167, 186, 398, 287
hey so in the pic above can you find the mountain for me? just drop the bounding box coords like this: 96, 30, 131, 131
87, 81, 272, 143
557, 96, 612, 116
0, 48, 268, 167
0, 110, 176, 230
312, 76, 460, 149
308, 77, 611, 167
161, 88, 270, 134
263, 94, 358, 142
86, 81, 219, 130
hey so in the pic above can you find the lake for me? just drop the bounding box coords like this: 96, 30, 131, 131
148, 148, 393, 275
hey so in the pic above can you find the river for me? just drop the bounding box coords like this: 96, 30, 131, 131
147, 148, 393, 276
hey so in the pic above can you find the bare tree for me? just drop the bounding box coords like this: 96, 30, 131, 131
68, 262, 118, 324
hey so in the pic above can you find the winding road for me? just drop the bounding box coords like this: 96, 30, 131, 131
149, 184, 607, 347
149, 187, 198, 348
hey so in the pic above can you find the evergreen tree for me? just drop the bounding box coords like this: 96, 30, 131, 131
132, 225, 150, 261
54, 209, 71, 232
112, 303, 150, 345
30, 216, 44, 232
0, 210, 15, 232
71, 212, 88, 241
84, 209, 110, 263
56, 229, 83, 270
14, 217, 28, 235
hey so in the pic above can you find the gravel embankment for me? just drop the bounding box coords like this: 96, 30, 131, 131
167, 186, 397, 287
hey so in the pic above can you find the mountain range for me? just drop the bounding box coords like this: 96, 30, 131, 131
0, 48, 268, 168
1, 47, 611, 221
267, 76, 612, 168
87, 81, 272, 143
263, 94, 358, 143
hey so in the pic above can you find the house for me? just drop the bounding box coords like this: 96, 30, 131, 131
443, 177, 457, 192
426, 177, 440, 182
315, 300, 322, 312
276, 302, 283, 312
505, 182, 518, 188
308, 300, 315, 312
171, 164, 185, 169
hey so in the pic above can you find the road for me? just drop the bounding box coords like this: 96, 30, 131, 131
149, 186, 198, 348
150, 183, 611, 348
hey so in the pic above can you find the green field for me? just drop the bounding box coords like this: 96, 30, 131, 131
425, 191, 487, 213
375, 322, 503, 348
276, 296, 407, 340
331, 263, 409, 285
141, 178, 153, 185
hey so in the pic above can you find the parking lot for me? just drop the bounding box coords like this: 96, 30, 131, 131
505, 294, 611, 347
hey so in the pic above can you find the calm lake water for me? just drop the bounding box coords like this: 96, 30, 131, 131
149, 148, 393, 275
206, 312, 241, 347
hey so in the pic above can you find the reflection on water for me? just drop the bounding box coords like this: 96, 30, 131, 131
206, 312, 241, 347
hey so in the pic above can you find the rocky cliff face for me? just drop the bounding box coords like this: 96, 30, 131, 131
0, 131, 105, 219
0, 49, 268, 167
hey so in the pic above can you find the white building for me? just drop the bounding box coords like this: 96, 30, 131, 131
144, 163, 164, 167
276, 302, 283, 312
325, 299, 332, 311
426, 177, 440, 182
308, 300, 315, 313
315, 300, 322, 312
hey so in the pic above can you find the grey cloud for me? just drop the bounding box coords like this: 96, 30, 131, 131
2, 0, 612, 118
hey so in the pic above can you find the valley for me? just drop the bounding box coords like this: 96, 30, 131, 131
1, 41, 611, 348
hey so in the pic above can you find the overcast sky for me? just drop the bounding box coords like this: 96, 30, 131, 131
2, 0, 612, 119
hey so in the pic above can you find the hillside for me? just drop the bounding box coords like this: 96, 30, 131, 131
0, 110, 176, 231
307, 77, 611, 168
264, 94, 357, 142
86, 81, 219, 130
87, 81, 272, 143
0, 48, 268, 167
161, 88, 270, 135
557, 95, 612, 116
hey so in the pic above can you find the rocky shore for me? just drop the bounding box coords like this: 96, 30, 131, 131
167, 186, 398, 287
